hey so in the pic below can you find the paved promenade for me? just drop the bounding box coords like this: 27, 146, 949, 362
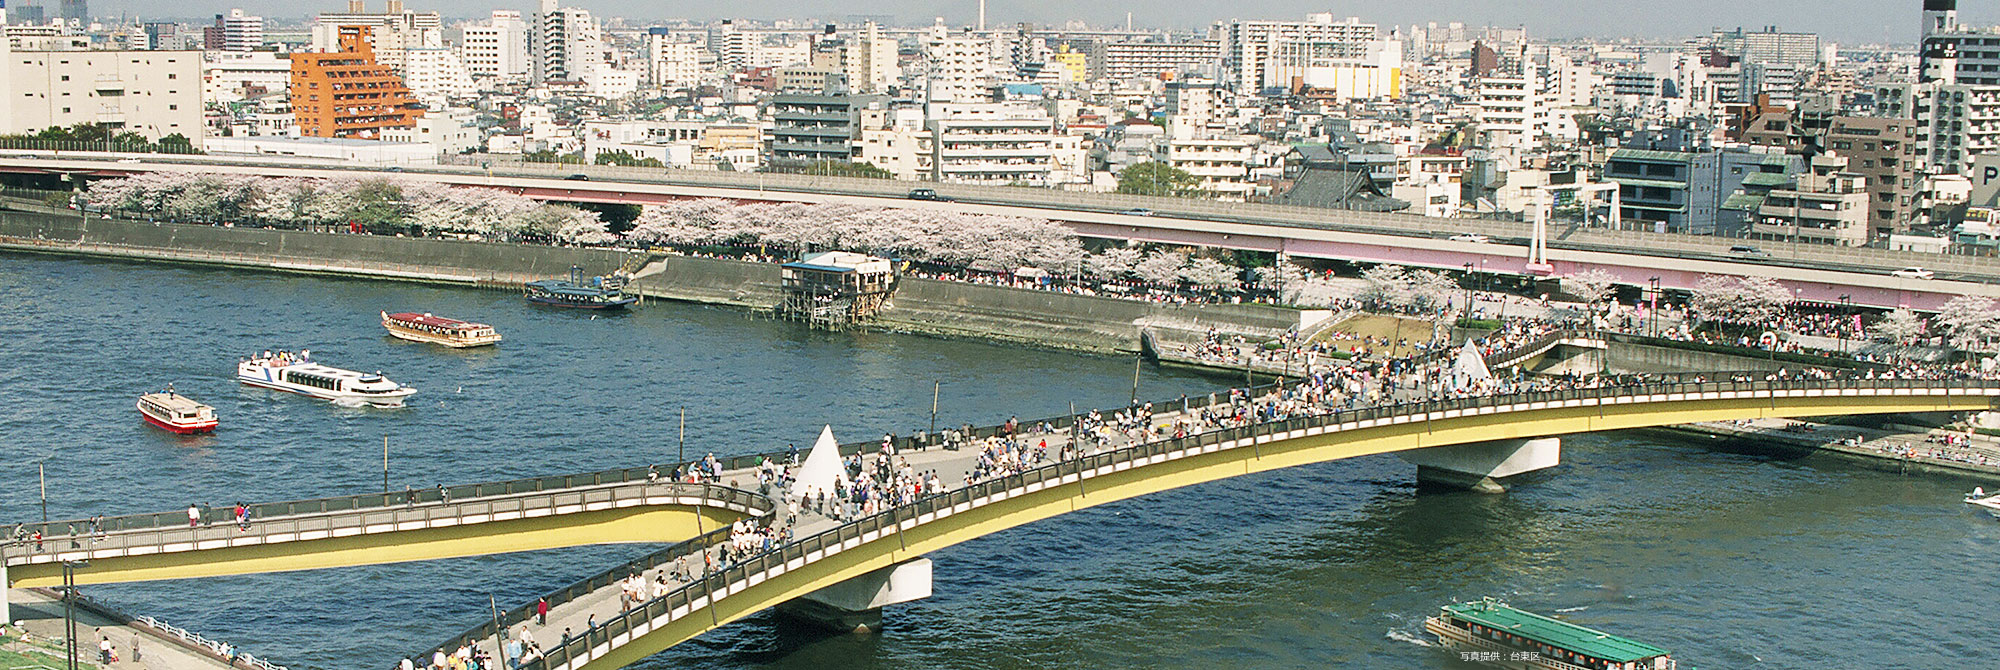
5, 588, 244, 670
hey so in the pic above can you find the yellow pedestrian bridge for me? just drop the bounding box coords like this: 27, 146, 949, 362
483, 377, 1999, 670
3, 478, 770, 588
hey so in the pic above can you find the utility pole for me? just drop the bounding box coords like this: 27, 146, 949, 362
382, 436, 390, 494
40, 462, 48, 524
678, 408, 686, 464
929, 381, 940, 436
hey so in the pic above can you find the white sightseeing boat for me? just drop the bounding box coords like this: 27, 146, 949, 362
237, 351, 416, 407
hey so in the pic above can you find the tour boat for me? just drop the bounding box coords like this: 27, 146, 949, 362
236, 352, 417, 407
524, 265, 638, 309
381, 311, 503, 348
137, 387, 217, 434
1425, 599, 1677, 670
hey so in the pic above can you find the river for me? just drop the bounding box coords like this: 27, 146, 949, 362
2, 253, 1996, 670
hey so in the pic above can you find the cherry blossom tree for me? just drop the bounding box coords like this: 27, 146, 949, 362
1132, 250, 1188, 286
1937, 295, 2000, 353
1561, 269, 1619, 308
1178, 257, 1239, 291
1690, 274, 1792, 327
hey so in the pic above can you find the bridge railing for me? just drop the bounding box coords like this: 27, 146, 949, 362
503, 375, 2000, 670
1, 482, 770, 565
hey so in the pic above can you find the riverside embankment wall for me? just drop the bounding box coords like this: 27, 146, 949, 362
0, 212, 1299, 354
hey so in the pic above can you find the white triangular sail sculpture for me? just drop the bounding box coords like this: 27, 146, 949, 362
789, 425, 848, 502
1448, 339, 1493, 393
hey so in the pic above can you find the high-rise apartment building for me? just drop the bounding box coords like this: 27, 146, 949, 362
1880, 42, 2000, 174
460, 10, 528, 83
530, 0, 603, 83
1221, 13, 1378, 92
222, 9, 264, 53
1918, 0, 2000, 86
1103, 39, 1220, 81
925, 31, 995, 107
289, 25, 424, 139
645, 29, 702, 89
57, 0, 84, 24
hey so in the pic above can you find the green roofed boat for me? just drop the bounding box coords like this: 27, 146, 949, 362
1425, 598, 1678, 670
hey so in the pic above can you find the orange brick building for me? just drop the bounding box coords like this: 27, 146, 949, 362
288, 25, 424, 139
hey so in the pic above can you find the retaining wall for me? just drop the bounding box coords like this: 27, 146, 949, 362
0, 211, 1300, 354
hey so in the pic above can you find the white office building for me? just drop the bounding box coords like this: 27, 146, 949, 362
646, 29, 703, 89
402, 47, 475, 105
460, 10, 528, 83
221, 8, 263, 53
202, 50, 290, 104
0, 47, 204, 145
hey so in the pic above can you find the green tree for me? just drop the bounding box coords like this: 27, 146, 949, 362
524, 149, 584, 165
791, 160, 893, 179
573, 201, 643, 235
593, 150, 665, 168
345, 180, 410, 235
1115, 162, 1201, 197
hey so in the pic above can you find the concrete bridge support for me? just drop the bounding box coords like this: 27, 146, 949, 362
775, 557, 932, 634
1399, 437, 1561, 493
1531, 344, 1606, 376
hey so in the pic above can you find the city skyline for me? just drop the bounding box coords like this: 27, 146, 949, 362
53, 0, 2000, 43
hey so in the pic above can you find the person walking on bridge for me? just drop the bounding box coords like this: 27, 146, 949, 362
535, 596, 549, 626
187, 503, 200, 527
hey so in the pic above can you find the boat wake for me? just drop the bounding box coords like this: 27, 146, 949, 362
1384, 628, 1433, 648
329, 397, 374, 409
1555, 606, 1588, 613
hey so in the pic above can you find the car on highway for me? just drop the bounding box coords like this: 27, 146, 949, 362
1891, 267, 1936, 280
1448, 233, 1491, 243
1729, 244, 1769, 257
563, 174, 590, 181
1122, 208, 1156, 217
117, 157, 142, 164
907, 188, 953, 202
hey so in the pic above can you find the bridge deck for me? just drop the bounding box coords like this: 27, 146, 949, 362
425, 377, 2000, 670
4, 481, 770, 587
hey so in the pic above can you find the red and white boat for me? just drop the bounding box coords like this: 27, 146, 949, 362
138, 388, 218, 434
381, 311, 503, 348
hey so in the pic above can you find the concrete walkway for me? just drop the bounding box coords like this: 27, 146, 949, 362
5, 589, 241, 670
455, 415, 1165, 668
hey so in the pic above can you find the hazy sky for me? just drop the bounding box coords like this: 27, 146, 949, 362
62, 0, 1998, 43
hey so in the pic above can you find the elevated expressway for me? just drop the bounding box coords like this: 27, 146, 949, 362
2, 478, 769, 591
1, 153, 1994, 310
425, 377, 1999, 670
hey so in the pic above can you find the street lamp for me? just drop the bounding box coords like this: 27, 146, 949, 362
1647, 276, 1662, 338
1462, 262, 1475, 321
1839, 294, 1852, 354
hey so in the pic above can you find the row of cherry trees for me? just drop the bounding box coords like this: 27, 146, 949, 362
625, 199, 1258, 292
79, 172, 614, 244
